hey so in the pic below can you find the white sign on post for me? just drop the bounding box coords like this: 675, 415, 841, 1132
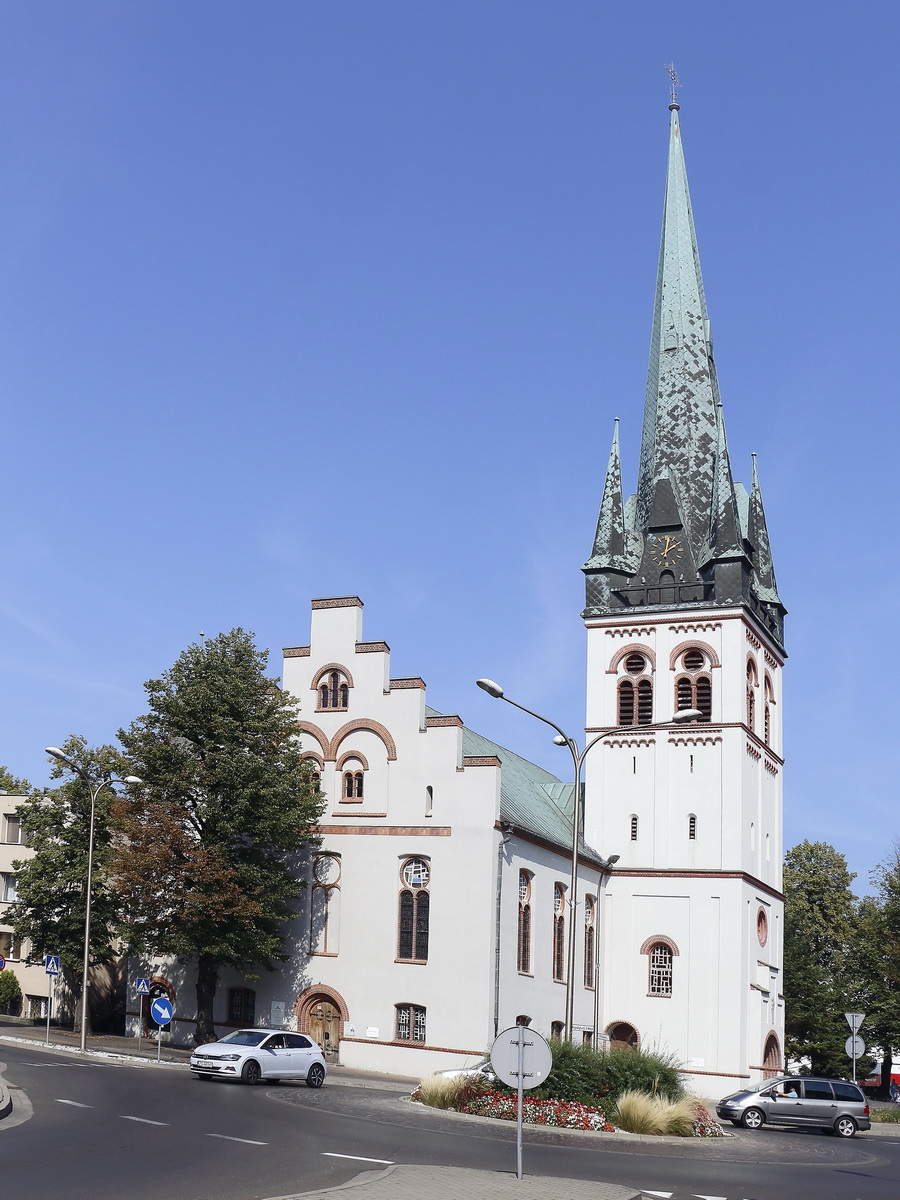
845, 1012, 865, 1034
490, 1026, 553, 1181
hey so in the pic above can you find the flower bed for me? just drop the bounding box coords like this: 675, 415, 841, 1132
456, 1088, 615, 1131
691, 1104, 726, 1137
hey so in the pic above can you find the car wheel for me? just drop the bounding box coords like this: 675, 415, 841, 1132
241, 1060, 262, 1085
741, 1107, 765, 1130
306, 1063, 326, 1089
833, 1116, 858, 1138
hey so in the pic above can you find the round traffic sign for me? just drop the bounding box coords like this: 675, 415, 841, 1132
489, 1026, 553, 1090
0, 953, 5, 971
845, 1035, 865, 1058
150, 997, 173, 1026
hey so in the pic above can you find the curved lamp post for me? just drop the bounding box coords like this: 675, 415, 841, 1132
44, 747, 142, 1052
475, 680, 701, 1041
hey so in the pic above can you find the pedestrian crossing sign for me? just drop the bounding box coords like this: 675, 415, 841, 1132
44, 955, 60, 975
136, 977, 151, 994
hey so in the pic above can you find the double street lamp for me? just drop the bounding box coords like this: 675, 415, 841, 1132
475, 679, 701, 1042
44, 747, 142, 1052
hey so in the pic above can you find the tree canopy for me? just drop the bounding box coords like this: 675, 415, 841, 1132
115, 628, 322, 1042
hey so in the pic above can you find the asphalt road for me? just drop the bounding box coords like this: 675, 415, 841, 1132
2, 1042, 900, 1200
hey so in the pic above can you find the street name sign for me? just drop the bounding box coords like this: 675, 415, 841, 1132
44, 955, 59, 975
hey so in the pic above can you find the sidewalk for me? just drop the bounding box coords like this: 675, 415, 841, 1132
270, 1164, 640, 1200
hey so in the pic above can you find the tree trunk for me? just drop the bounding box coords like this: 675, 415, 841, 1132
194, 954, 218, 1044
64, 964, 92, 1036
879, 1049, 894, 1101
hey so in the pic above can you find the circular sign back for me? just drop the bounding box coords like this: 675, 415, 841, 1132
845, 1035, 865, 1058
489, 1026, 552, 1090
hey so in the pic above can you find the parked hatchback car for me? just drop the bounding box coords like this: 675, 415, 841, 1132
436, 1059, 496, 1081
716, 1076, 870, 1137
189, 1029, 327, 1087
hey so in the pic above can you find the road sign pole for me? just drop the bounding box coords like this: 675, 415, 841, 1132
516, 1025, 524, 1181
45, 975, 52, 1046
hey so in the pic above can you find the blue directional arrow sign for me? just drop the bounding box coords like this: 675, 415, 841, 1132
44, 955, 60, 975
150, 997, 173, 1027
135, 977, 151, 995
0, 953, 5, 971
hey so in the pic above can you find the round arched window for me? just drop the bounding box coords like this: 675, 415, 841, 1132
518, 872, 531, 903
401, 858, 430, 889
683, 649, 705, 671
314, 854, 341, 885
757, 907, 769, 947
625, 653, 646, 674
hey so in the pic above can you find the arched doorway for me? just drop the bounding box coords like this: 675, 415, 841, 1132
296, 986, 349, 1064
762, 1032, 782, 1078
605, 1021, 640, 1049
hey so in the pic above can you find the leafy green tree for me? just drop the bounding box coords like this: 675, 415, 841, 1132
11, 737, 130, 1033
783, 840, 859, 1077
0, 969, 23, 1015
115, 629, 322, 1044
0, 765, 30, 795
852, 845, 900, 1096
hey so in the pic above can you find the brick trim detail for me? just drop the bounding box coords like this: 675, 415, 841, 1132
311, 597, 363, 610
611, 867, 784, 902
341, 1036, 484, 1055
312, 663, 355, 691
283, 646, 311, 657
336, 750, 369, 771
390, 677, 426, 690
314, 825, 451, 836
356, 641, 390, 653
331, 718, 398, 761
640, 934, 680, 956
425, 715, 464, 728
294, 985, 350, 1029
298, 721, 329, 755
463, 755, 501, 767
606, 643, 657, 674
669, 639, 721, 670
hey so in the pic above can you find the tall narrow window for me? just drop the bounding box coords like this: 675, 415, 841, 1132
617, 652, 652, 726
584, 895, 596, 988
341, 762, 365, 802
688, 814, 696, 840
746, 663, 756, 730
617, 679, 635, 725
675, 649, 712, 720
648, 942, 674, 996
310, 854, 341, 954
550, 1021, 564, 1040
316, 668, 351, 711
397, 858, 430, 962
630, 814, 638, 841
395, 1004, 426, 1042
517, 872, 532, 974
637, 679, 653, 723
764, 676, 774, 746
425, 786, 433, 817
228, 987, 256, 1024
552, 884, 566, 982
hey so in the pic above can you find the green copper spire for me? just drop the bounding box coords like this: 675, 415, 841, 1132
635, 103, 722, 547
586, 420, 629, 569
748, 455, 781, 605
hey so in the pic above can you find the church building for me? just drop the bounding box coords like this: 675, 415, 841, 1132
128, 99, 785, 1092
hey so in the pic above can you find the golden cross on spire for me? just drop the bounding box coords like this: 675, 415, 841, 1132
665, 62, 681, 109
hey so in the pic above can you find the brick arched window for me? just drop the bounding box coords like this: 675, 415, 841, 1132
675, 649, 712, 721
397, 858, 430, 962
641, 935, 679, 997
342, 770, 364, 799
315, 667, 351, 711
517, 871, 532, 974
552, 883, 566, 982
617, 652, 653, 725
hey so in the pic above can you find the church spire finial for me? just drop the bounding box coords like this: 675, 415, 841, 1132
665, 62, 681, 111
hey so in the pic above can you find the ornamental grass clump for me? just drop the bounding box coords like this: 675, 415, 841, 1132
414, 1074, 469, 1110
613, 1090, 715, 1137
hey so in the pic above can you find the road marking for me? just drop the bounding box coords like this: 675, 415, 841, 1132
207, 1134, 268, 1145
641, 1193, 673, 1198
54, 1099, 92, 1108
322, 1153, 395, 1164
121, 1115, 169, 1125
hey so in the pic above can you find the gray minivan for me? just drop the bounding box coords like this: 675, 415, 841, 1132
716, 1076, 870, 1137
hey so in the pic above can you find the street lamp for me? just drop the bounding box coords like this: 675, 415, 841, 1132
44, 747, 142, 1052
475, 680, 701, 1041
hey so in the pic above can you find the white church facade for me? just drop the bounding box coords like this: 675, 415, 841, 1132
128, 99, 786, 1093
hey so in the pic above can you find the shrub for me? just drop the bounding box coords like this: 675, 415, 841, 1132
870, 1107, 900, 1123
413, 1073, 491, 1110
0, 970, 22, 1016
613, 1089, 698, 1136
498, 1040, 684, 1105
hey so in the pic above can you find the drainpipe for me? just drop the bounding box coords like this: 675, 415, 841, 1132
493, 824, 513, 1038
593, 855, 619, 1047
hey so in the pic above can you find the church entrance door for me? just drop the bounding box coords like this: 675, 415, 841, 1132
309, 1000, 341, 1061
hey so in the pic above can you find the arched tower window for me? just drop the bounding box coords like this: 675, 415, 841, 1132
688, 814, 696, 840
310, 854, 341, 955
617, 652, 653, 726
647, 942, 674, 996
584, 895, 596, 988
316, 667, 351, 711
764, 675, 774, 746
397, 858, 430, 962
746, 660, 757, 731
674, 649, 712, 720
630, 814, 638, 841
552, 883, 566, 982
517, 872, 532, 974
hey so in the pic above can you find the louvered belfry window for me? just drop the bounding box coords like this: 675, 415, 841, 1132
675, 649, 712, 721
618, 653, 652, 725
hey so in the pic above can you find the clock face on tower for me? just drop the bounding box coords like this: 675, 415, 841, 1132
649, 534, 684, 569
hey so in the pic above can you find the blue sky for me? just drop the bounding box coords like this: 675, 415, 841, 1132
1, 2, 897, 890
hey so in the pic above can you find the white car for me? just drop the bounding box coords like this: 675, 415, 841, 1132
190, 1029, 327, 1086
436, 1059, 495, 1081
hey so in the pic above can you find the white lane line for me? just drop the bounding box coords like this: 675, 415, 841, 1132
322, 1153, 395, 1164
54, 1099, 92, 1108
121, 1115, 169, 1125
207, 1134, 268, 1145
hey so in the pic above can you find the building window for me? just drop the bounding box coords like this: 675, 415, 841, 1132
2, 814, 22, 844
317, 669, 351, 711
425, 785, 433, 817
515, 1014, 531, 1026
688, 814, 696, 840
342, 771, 364, 800
757, 907, 769, 947
1, 873, 17, 903
584, 895, 596, 988
746, 662, 756, 731
764, 675, 774, 746
228, 987, 256, 1024
398, 859, 430, 961
630, 815, 638, 841
550, 1021, 564, 1039
675, 649, 712, 720
648, 942, 673, 996
552, 883, 566, 982
617, 653, 653, 726
311, 854, 341, 954
395, 1004, 426, 1043
517, 871, 532, 974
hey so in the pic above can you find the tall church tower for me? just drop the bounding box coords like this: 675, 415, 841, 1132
582, 97, 786, 1086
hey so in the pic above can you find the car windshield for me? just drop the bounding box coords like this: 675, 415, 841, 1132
217, 1031, 267, 1047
